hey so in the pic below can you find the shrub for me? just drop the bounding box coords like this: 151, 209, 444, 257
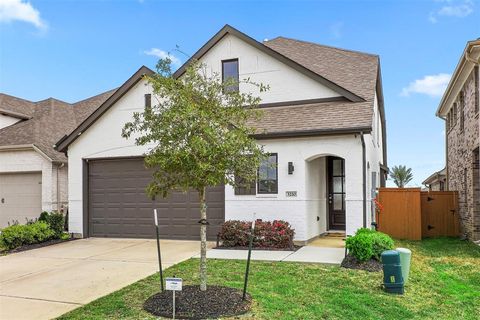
345, 228, 394, 261
38, 211, 65, 237
219, 220, 295, 249
0, 221, 55, 250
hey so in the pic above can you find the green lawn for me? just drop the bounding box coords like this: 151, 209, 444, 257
58, 238, 480, 320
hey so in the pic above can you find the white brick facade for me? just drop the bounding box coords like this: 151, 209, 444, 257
65, 30, 385, 241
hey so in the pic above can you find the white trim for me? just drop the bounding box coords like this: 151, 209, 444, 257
0, 144, 58, 163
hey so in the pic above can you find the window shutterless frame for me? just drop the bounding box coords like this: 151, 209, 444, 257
144, 94, 151, 108
257, 153, 278, 194
222, 58, 239, 92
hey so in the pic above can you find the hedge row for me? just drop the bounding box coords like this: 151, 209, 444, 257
218, 220, 295, 249
0, 211, 66, 250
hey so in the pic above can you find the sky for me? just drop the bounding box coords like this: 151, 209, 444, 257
0, 0, 479, 186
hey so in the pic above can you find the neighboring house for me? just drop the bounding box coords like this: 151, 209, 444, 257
436, 39, 480, 241
0, 91, 114, 227
55, 25, 387, 242
422, 168, 446, 191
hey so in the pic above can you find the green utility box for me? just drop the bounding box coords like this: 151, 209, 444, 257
381, 250, 404, 294
396, 248, 412, 284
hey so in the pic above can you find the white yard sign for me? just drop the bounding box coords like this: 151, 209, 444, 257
165, 278, 183, 291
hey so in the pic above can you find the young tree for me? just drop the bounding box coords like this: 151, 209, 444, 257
122, 58, 268, 291
389, 165, 413, 188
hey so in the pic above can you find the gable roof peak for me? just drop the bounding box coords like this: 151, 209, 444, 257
172, 24, 364, 102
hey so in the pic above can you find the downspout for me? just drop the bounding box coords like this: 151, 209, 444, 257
360, 132, 367, 228
57, 163, 65, 212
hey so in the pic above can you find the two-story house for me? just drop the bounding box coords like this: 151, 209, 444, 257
55, 25, 387, 243
436, 39, 480, 241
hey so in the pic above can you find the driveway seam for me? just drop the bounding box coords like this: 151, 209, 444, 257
0, 259, 78, 284
0, 294, 83, 306
82, 240, 150, 260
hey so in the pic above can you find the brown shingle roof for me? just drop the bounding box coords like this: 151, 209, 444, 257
56, 27, 384, 152
0, 90, 115, 161
264, 37, 379, 101
249, 100, 373, 137
0, 93, 36, 118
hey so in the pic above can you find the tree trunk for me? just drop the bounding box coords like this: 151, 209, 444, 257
199, 187, 207, 291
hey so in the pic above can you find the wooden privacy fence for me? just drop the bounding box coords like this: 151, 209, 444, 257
376, 188, 460, 240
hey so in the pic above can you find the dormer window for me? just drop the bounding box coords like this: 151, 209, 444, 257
222, 59, 239, 92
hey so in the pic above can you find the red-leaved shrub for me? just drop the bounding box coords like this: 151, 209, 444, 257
218, 220, 295, 249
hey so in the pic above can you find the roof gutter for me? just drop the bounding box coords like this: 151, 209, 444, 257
0, 108, 31, 120
253, 126, 372, 140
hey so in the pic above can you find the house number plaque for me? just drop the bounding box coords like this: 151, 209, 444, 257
286, 191, 297, 197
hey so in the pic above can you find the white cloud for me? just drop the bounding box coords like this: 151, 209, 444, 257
401, 73, 452, 97
144, 48, 181, 66
0, 0, 47, 30
429, 0, 474, 23
329, 22, 343, 39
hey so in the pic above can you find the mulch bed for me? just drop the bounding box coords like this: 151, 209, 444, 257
341, 254, 383, 272
0, 238, 75, 256
144, 285, 251, 319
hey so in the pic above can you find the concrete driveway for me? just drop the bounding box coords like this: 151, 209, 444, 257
0, 238, 203, 320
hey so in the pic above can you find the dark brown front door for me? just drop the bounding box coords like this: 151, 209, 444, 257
87, 158, 224, 240
327, 157, 346, 230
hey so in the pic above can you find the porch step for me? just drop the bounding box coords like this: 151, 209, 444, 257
324, 231, 346, 238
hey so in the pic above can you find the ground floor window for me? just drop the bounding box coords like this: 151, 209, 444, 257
258, 153, 278, 194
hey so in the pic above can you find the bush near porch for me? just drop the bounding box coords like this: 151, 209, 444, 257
57, 238, 480, 320
345, 228, 395, 261
218, 220, 295, 249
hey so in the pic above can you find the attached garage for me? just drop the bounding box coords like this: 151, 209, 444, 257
0, 172, 42, 227
87, 158, 224, 240
55, 67, 228, 239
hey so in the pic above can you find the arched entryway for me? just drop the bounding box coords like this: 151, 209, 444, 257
305, 154, 347, 238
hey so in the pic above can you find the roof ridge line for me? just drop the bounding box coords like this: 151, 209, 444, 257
35, 97, 71, 105
269, 36, 379, 58
0, 92, 35, 103
73, 88, 118, 106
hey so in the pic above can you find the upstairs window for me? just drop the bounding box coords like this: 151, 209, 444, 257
222, 59, 239, 92
447, 110, 451, 131
452, 103, 457, 125
459, 91, 465, 132
144, 94, 151, 108
258, 153, 278, 194
475, 66, 479, 114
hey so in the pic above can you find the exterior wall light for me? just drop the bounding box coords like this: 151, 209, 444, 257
288, 162, 294, 175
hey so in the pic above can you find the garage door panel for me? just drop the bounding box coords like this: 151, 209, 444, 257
88, 158, 224, 239
0, 172, 42, 227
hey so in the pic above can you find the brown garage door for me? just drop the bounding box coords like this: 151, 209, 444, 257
88, 158, 224, 240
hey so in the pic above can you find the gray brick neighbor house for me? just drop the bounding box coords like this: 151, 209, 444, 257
437, 39, 480, 241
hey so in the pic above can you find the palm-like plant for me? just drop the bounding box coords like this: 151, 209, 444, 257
389, 165, 413, 188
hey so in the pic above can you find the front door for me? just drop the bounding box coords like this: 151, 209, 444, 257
327, 157, 346, 230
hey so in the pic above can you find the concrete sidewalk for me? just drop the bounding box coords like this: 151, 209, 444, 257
197, 246, 345, 265
0, 238, 205, 320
